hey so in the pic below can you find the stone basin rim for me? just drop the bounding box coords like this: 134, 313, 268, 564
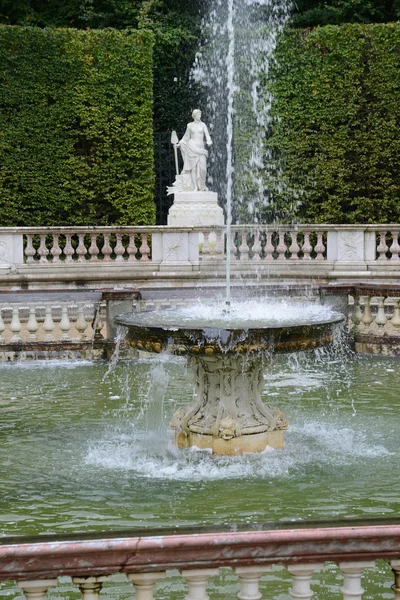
115, 312, 345, 332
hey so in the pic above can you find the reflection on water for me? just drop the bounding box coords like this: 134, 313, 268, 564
0, 353, 400, 537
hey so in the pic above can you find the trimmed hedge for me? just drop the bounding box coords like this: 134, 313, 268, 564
260, 23, 400, 224
0, 26, 155, 226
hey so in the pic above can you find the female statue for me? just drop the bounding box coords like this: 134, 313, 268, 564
171, 109, 212, 193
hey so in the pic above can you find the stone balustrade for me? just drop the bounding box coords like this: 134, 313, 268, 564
0, 225, 400, 288
0, 289, 140, 359
1, 524, 400, 600
0, 299, 108, 343
347, 286, 400, 354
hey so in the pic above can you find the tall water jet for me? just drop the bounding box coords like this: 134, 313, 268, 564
192, 0, 293, 226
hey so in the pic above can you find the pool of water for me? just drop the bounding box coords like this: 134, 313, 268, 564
1, 351, 399, 537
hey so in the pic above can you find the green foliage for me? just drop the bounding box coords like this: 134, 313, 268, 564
0, 26, 155, 226
262, 23, 400, 224
291, 0, 400, 28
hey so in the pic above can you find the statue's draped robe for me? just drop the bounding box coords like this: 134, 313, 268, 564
179, 124, 211, 191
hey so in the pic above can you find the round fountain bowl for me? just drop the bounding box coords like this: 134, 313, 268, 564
116, 302, 344, 455
115, 302, 344, 356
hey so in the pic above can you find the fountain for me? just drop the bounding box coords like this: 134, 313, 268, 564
116, 0, 344, 455
116, 302, 343, 455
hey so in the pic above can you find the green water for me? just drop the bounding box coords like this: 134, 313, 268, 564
0, 352, 399, 599
1, 352, 399, 536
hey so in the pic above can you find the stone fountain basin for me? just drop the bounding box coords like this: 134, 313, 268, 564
115, 310, 344, 355
115, 305, 344, 454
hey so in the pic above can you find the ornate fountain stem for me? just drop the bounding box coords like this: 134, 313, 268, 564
171, 353, 288, 455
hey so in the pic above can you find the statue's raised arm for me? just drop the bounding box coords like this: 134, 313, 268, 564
168, 109, 212, 194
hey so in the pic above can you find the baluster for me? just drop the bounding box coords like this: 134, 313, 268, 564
181, 569, 219, 600
230, 231, 237, 259
88, 234, 100, 262
239, 231, 250, 260
314, 231, 326, 261
377, 232, 389, 260
27, 307, 39, 341
114, 233, 125, 262
351, 296, 362, 325
391, 299, 400, 327
276, 232, 287, 260
10, 307, 22, 342
60, 305, 71, 341
127, 233, 138, 261
76, 304, 88, 340
374, 297, 387, 327
301, 231, 312, 261
128, 573, 166, 600
252, 229, 262, 260
64, 234, 75, 262
102, 234, 113, 262
51, 235, 62, 263
76, 234, 87, 262
235, 566, 272, 600
25, 234, 36, 263
37, 235, 49, 264
389, 231, 400, 261
289, 231, 300, 260
265, 231, 274, 261
339, 560, 375, 600
287, 563, 323, 600
93, 303, 104, 341
139, 233, 151, 261
18, 580, 57, 600
391, 560, 400, 600
202, 232, 211, 259
361, 296, 374, 326
73, 576, 111, 600
215, 229, 224, 257
43, 306, 55, 342
0, 308, 4, 342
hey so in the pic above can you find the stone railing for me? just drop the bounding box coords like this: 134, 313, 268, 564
0, 225, 400, 288
0, 289, 140, 359
1, 523, 400, 600
0, 300, 106, 343
348, 285, 400, 354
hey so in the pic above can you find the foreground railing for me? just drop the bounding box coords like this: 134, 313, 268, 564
1, 524, 400, 599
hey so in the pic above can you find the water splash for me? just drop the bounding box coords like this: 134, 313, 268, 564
102, 325, 126, 382
192, 0, 293, 224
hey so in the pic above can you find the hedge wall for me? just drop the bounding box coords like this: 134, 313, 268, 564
260, 23, 400, 224
0, 26, 155, 226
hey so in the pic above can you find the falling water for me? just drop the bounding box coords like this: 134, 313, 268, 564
144, 362, 170, 450
192, 0, 292, 303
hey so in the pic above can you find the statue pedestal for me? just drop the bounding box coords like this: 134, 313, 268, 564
167, 191, 225, 227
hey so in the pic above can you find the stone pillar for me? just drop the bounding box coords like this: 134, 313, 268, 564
339, 561, 375, 600
128, 572, 166, 600
0, 231, 24, 269
152, 230, 199, 269
287, 563, 323, 600
73, 576, 111, 600
18, 580, 57, 600
181, 568, 219, 600
327, 228, 368, 271
235, 566, 272, 600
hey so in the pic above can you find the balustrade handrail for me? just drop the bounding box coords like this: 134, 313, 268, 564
0, 224, 397, 233
1, 523, 400, 580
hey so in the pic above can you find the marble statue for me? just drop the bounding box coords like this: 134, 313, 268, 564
168, 109, 212, 193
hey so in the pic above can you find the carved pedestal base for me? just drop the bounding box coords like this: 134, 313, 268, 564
167, 191, 224, 227
170, 353, 288, 456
